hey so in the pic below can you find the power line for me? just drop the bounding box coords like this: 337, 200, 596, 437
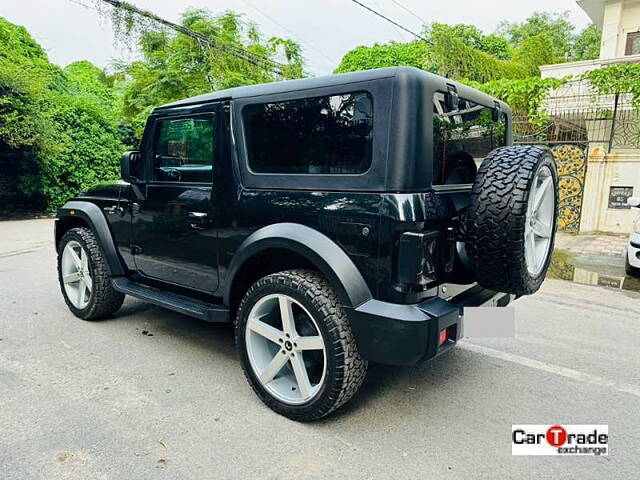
89, 0, 293, 77
239, 0, 335, 67
370, 0, 407, 40
349, 0, 429, 42
389, 0, 427, 25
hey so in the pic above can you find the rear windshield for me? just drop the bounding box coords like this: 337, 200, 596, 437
242, 92, 373, 175
433, 92, 507, 185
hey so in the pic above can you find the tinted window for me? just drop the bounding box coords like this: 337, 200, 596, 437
243, 92, 373, 175
433, 93, 507, 185
153, 115, 215, 183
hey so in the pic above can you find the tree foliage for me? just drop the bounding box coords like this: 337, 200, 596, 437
583, 63, 640, 108
497, 11, 601, 61
497, 11, 575, 60
335, 27, 553, 84
424, 23, 512, 59
469, 77, 566, 120
573, 25, 602, 61
334, 40, 426, 73
111, 9, 304, 136
0, 17, 125, 211
428, 30, 553, 82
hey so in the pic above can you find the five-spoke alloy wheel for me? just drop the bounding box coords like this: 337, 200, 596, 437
61, 240, 93, 309
524, 164, 556, 276
57, 227, 124, 320
236, 270, 367, 421
245, 293, 326, 405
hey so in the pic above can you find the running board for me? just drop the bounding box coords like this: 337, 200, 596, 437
111, 277, 230, 323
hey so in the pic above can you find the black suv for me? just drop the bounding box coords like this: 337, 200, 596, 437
55, 67, 558, 421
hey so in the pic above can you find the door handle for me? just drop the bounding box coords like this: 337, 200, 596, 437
103, 205, 124, 216
188, 211, 208, 229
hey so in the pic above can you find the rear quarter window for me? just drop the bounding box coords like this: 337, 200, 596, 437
242, 92, 373, 175
433, 92, 507, 185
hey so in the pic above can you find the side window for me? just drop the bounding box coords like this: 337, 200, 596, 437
153, 115, 215, 183
432, 92, 507, 185
242, 92, 373, 175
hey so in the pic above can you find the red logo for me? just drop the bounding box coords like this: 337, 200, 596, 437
546, 425, 567, 447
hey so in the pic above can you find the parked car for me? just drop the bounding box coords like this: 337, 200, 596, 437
54, 67, 559, 421
625, 196, 640, 277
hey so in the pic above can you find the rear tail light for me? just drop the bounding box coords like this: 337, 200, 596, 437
439, 328, 449, 346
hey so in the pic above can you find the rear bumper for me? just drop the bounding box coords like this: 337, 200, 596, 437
348, 286, 513, 366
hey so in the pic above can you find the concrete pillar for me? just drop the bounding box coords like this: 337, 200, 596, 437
600, 0, 624, 59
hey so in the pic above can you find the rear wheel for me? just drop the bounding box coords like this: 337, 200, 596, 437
57, 227, 125, 320
236, 269, 367, 421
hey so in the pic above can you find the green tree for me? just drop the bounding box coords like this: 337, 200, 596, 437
422, 23, 512, 59
0, 17, 126, 210
497, 11, 575, 60
573, 24, 601, 60
0, 17, 59, 150
334, 40, 427, 73
113, 9, 304, 134
480, 33, 512, 60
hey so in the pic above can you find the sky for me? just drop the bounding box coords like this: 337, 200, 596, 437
2, 0, 594, 76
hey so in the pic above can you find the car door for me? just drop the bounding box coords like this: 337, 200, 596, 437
131, 108, 221, 293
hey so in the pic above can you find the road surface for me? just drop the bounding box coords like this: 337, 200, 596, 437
1, 219, 638, 479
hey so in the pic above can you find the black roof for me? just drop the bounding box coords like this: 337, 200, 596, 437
155, 67, 504, 111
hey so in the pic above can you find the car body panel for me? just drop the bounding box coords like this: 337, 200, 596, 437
55, 67, 516, 365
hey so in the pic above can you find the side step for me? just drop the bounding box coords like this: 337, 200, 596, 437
111, 277, 230, 323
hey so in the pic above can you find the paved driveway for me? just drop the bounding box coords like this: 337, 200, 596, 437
1, 219, 639, 479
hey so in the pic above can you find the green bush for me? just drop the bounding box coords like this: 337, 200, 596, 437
0, 17, 125, 211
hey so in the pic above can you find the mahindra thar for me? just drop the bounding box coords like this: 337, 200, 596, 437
55, 67, 558, 421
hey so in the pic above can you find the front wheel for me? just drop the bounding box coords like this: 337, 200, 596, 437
57, 227, 125, 320
236, 269, 367, 421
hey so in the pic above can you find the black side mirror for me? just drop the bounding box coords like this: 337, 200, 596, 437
121, 151, 141, 183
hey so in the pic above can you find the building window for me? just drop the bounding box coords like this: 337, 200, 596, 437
625, 31, 640, 56
243, 92, 373, 175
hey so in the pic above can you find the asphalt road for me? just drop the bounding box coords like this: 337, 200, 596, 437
1, 219, 639, 479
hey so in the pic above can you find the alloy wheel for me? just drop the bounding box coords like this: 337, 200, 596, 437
525, 165, 555, 276
61, 240, 93, 309
245, 293, 326, 405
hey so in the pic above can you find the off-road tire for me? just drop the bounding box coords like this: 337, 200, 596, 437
57, 227, 125, 320
466, 146, 558, 295
236, 269, 367, 421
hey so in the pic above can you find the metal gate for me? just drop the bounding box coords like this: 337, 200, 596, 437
513, 118, 589, 233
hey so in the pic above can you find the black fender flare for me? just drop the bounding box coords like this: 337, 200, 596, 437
56, 201, 125, 276
223, 223, 372, 309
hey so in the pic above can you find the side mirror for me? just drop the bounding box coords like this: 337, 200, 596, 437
121, 151, 141, 183
628, 196, 640, 208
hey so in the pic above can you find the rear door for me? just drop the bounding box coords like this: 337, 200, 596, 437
132, 108, 222, 293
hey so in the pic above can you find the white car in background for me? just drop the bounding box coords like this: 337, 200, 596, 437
626, 196, 640, 277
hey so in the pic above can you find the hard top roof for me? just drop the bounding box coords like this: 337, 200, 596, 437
154, 66, 502, 111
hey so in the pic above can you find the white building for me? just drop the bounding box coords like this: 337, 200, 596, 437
539, 0, 640, 234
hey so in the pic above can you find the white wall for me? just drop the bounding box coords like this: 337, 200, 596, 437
580, 149, 640, 233
600, 0, 640, 58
